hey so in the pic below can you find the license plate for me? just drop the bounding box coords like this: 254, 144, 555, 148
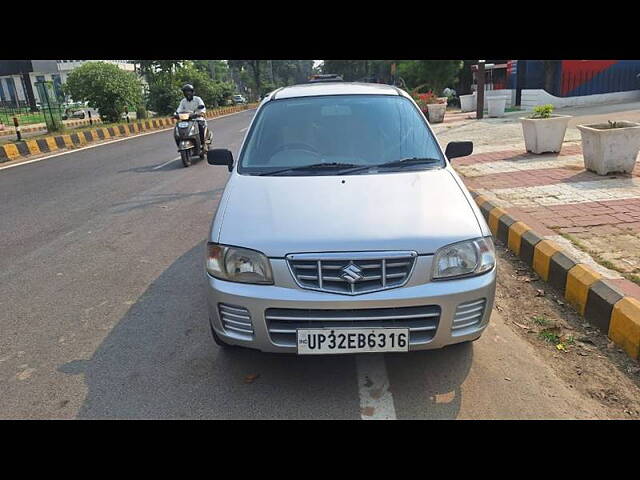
297, 328, 409, 354
178, 121, 190, 128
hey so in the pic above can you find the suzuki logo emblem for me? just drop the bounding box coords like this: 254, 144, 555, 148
340, 263, 364, 284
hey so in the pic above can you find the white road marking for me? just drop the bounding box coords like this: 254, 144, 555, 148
152, 156, 181, 170
0, 108, 255, 172
356, 354, 397, 420
240, 127, 248, 132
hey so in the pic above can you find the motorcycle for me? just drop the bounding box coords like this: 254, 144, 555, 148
173, 105, 213, 167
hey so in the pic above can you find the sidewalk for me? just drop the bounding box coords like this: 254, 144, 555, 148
433, 102, 640, 360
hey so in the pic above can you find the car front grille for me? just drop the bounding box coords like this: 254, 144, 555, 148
451, 299, 486, 334
265, 305, 440, 347
218, 303, 253, 338
286, 251, 417, 295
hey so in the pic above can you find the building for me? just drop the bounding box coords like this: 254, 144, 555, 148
469, 60, 640, 110
0, 60, 136, 107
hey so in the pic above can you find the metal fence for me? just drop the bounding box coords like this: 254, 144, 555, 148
0, 100, 45, 127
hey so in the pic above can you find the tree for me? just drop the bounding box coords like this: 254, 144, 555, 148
64, 61, 143, 123
146, 73, 182, 116
396, 60, 463, 96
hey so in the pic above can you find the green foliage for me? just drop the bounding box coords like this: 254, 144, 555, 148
532, 315, 550, 326
538, 331, 560, 344
397, 60, 463, 96
531, 104, 554, 119
321, 60, 394, 83
64, 61, 143, 123
147, 73, 182, 116
136, 105, 148, 119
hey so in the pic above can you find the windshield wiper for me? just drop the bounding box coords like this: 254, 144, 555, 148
258, 162, 359, 176
339, 157, 443, 174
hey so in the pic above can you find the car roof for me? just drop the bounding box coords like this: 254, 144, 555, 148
271, 82, 405, 100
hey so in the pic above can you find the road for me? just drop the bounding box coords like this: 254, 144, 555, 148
0, 108, 624, 419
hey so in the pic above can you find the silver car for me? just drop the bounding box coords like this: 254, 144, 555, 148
205, 82, 496, 354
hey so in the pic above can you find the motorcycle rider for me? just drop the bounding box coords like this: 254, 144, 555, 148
175, 84, 207, 145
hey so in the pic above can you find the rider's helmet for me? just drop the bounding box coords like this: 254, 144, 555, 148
181, 83, 195, 100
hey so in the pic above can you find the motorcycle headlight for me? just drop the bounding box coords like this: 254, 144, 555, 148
205, 243, 273, 284
189, 124, 198, 135
432, 237, 495, 280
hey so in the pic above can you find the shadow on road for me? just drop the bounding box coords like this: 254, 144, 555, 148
58, 242, 474, 419
59, 242, 361, 419
385, 342, 473, 419
109, 189, 223, 214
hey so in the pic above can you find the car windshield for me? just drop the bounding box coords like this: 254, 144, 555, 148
238, 94, 445, 175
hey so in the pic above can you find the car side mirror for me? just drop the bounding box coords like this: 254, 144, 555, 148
445, 141, 473, 159
207, 148, 234, 172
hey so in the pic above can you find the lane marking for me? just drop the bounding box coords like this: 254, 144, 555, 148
356, 354, 397, 420
152, 156, 181, 170
0, 109, 255, 172
240, 127, 248, 132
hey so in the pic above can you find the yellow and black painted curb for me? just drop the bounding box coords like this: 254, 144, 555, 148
0, 104, 257, 164
470, 190, 640, 361
0, 117, 104, 137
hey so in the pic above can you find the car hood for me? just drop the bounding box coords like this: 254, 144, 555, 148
215, 168, 482, 257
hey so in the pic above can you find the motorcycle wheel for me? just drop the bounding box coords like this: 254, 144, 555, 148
199, 147, 205, 160
180, 150, 191, 167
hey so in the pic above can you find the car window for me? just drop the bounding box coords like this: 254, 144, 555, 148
238, 94, 444, 174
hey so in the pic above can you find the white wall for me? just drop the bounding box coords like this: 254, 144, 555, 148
521, 89, 640, 110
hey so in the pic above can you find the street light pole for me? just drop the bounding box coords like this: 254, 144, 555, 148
476, 60, 485, 120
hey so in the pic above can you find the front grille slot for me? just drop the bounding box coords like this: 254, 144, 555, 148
452, 299, 485, 334
219, 303, 253, 338
287, 251, 417, 295
265, 305, 440, 347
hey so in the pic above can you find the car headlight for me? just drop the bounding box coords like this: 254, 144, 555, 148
206, 243, 273, 284
432, 237, 495, 280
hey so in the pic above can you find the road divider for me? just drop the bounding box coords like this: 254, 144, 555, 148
0, 104, 258, 165
470, 190, 640, 361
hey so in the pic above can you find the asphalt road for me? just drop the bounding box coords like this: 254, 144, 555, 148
0, 109, 611, 419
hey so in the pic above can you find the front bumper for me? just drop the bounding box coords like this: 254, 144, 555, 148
206, 258, 496, 353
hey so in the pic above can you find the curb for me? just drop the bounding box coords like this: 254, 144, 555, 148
0, 104, 257, 164
0, 117, 104, 137
470, 190, 640, 361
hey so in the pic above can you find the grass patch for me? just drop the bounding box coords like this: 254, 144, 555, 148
560, 233, 640, 286
538, 331, 560, 344
532, 315, 550, 326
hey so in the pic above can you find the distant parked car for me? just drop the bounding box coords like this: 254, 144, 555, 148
232, 94, 247, 105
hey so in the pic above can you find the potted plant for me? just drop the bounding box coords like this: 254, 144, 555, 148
576, 120, 640, 175
487, 96, 506, 117
459, 93, 476, 112
413, 91, 447, 124
520, 104, 571, 154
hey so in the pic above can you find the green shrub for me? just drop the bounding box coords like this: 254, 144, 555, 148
136, 105, 148, 119
531, 104, 554, 119
64, 62, 143, 123
147, 75, 182, 116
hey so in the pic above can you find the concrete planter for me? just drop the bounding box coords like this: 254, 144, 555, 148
520, 115, 571, 154
460, 94, 476, 112
487, 97, 506, 117
426, 103, 446, 123
576, 121, 640, 175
